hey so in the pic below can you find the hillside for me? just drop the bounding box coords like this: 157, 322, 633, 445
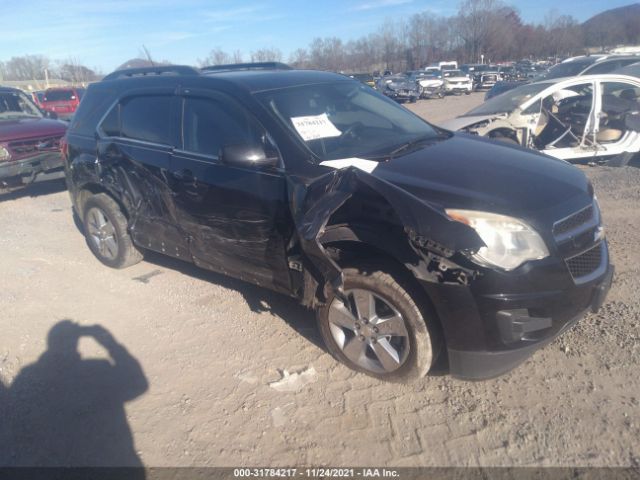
583, 3, 640, 48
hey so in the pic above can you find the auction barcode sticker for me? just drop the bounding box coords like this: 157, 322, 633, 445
290, 113, 342, 141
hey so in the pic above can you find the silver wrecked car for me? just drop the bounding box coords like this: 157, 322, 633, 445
441, 74, 640, 165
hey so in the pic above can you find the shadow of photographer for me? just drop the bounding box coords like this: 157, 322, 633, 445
0, 320, 148, 471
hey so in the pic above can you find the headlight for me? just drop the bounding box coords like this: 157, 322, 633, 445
445, 209, 549, 270
0, 146, 11, 162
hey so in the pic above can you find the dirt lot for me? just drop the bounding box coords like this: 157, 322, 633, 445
1, 92, 638, 467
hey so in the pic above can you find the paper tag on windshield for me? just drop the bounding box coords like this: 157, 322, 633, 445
290, 113, 342, 141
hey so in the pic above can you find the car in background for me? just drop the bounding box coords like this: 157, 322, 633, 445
441, 74, 640, 165
539, 55, 640, 81
349, 73, 376, 88
485, 80, 528, 101
39, 87, 85, 120
441, 70, 473, 95
0, 87, 67, 188
406, 71, 444, 99
476, 69, 502, 90
483, 57, 640, 101
376, 74, 420, 102
614, 61, 640, 78
461, 64, 496, 89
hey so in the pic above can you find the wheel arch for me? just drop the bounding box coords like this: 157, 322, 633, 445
318, 224, 445, 336
75, 182, 131, 222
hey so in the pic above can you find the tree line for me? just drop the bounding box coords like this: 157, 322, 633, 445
0, 55, 101, 83
203, 0, 639, 73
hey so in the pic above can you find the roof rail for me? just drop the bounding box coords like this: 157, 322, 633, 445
102, 65, 200, 81
201, 62, 292, 73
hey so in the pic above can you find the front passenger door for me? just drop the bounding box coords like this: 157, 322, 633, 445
169, 92, 293, 294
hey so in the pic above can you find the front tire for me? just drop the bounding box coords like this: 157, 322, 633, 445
317, 262, 440, 381
82, 193, 143, 269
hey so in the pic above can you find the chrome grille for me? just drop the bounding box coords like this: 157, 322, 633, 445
566, 243, 602, 280
8, 136, 62, 156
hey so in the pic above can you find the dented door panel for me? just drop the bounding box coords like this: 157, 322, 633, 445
169, 152, 294, 294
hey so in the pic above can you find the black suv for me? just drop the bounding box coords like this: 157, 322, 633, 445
64, 65, 613, 381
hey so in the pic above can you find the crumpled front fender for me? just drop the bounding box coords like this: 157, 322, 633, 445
288, 166, 484, 302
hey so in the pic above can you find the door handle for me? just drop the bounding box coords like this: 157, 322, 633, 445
173, 168, 194, 181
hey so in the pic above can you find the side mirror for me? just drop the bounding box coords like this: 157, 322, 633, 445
221, 144, 279, 169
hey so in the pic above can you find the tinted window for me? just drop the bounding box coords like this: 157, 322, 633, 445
584, 61, 621, 75
544, 59, 596, 79
100, 105, 120, 137
182, 97, 263, 157
121, 95, 172, 144
44, 90, 75, 101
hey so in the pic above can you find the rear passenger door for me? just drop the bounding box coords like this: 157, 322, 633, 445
96, 91, 190, 258
168, 91, 293, 293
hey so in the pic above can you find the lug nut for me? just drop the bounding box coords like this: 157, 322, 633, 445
359, 335, 366, 341
373, 327, 379, 333
354, 323, 361, 330
371, 337, 377, 344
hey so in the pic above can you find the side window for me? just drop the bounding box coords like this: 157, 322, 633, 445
584, 61, 617, 75
100, 105, 120, 137
121, 95, 172, 144
181, 97, 267, 158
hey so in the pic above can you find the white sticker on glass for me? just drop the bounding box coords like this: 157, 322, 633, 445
290, 113, 342, 141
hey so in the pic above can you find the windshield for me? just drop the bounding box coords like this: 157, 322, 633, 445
464, 82, 549, 116
0, 91, 43, 120
543, 60, 596, 80
443, 70, 465, 78
257, 81, 438, 162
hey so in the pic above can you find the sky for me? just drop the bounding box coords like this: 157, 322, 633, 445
0, 0, 634, 73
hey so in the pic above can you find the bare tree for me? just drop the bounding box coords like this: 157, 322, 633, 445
250, 48, 283, 63
233, 50, 244, 63
2, 55, 50, 81
199, 48, 231, 67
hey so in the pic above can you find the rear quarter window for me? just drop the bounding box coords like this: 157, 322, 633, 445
68, 85, 119, 137
120, 95, 172, 145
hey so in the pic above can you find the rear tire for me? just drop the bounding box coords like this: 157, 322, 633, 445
82, 193, 143, 269
317, 261, 440, 382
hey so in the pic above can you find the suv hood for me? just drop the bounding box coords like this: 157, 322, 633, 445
0, 117, 67, 142
372, 133, 590, 219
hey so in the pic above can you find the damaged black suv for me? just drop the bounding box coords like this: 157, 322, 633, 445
64, 64, 613, 381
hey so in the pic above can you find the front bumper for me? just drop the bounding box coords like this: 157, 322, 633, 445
0, 151, 64, 184
420, 249, 614, 380
382, 90, 419, 102
444, 84, 472, 93
420, 86, 444, 98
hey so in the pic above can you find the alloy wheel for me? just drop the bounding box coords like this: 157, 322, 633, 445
327, 288, 410, 374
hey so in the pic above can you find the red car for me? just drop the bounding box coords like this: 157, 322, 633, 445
39, 87, 85, 120
0, 87, 67, 188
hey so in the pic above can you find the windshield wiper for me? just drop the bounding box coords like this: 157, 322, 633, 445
387, 131, 450, 160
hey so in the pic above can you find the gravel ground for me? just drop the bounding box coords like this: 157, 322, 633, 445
0, 92, 638, 468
